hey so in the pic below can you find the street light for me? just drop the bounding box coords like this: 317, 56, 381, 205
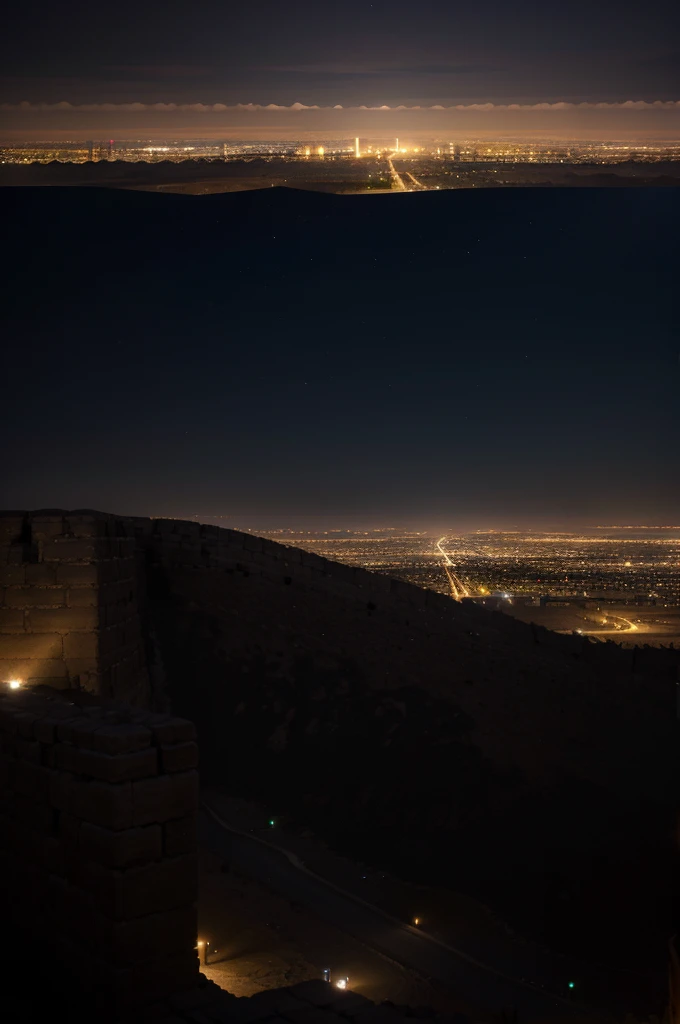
8, 679, 22, 690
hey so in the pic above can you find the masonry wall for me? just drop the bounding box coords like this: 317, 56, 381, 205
3, 511, 676, 706
0, 686, 199, 1021
0, 511, 149, 703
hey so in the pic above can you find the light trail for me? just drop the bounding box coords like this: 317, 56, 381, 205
387, 154, 408, 191
437, 537, 471, 600
404, 170, 427, 191
583, 613, 639, 636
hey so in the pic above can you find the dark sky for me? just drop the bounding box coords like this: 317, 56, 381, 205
3, 187, 679, 529
2, 0, 680, 139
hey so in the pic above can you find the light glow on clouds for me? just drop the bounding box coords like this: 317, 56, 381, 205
3, 99, 680, 113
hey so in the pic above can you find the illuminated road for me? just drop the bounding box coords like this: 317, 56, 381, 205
404, 170, 427, 191
200, 803, 591, 1020
582, 614, 639, 637
436, 537, 471, 599
387, 155, 407, 191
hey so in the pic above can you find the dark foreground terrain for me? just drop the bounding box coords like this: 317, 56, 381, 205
4, 184, 680, 1015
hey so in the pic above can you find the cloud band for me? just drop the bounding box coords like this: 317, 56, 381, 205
3, 100, 680, 113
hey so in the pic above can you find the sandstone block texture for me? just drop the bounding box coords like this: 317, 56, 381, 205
0, 511, 149, 705
0, 687, 199, 1022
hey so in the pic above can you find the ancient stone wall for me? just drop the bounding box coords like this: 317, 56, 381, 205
0, 511, 149, 703
0, 685, 199, 1021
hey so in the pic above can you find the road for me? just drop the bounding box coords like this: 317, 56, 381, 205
201, 803, 594, 1021
436, 536, 471, 599
387, 155, 407, 192
404, 170, 427, 191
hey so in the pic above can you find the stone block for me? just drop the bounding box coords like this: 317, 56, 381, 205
3, 587, 68, 608
0, 632, 63, 659
14, 759, 52, 801
55, 714, 89, 742
0, 566, 26, 585
64, 515, 109, 538
24, 563, 58, 585
160, 742, 198, 773
42, 538, 109, 562
163, 814, 197, 856
53, 742, 82, 773
67, 714, 107, 746
2, 734, 41, 761
88, 722, 152, 755
56, 562, 99, 585
70, 779, 133, 830
0, 542, 31, 565
0, 657, 67, 683
0, 609, 25, 632
131, 774, 174, 825
104, 904, 197, 967
0, 515, 26, 543
65, 586, 99, 607
35, 716, 69, 743
79, 821, 162, 868
30, 514, 66, 539
49, 770, 75, 810
170, 770, 199, 814
27, 606, 99, 632
76, 746, 158, 784
81, 853, 197, 920
113, 948, 199, 1011
13, 710, 40, 737
65, 659, 99, 689
132, 771, 198, 825
63, 632, 98, 659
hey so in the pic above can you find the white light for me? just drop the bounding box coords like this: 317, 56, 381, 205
8, 679, 21, 690
336, 978, 347, 990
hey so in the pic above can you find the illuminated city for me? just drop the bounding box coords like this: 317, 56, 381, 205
2, 136, 679, 193
230, 525, 680, 646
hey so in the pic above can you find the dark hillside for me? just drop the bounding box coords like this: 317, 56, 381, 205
141, 531, 677, 1000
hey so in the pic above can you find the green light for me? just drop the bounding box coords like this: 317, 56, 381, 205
269, 819, 275, 827
568, 982, 575, 989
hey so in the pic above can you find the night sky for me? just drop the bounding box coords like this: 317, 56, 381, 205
2, 0, 680, 139
3, 185, 679, 529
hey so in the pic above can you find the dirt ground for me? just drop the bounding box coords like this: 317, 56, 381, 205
197, 844, 478, 1016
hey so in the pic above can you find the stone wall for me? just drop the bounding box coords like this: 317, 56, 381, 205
1, 509, 453, 703
2, 511, 677, 707
0, 685, 199, 1021
0, 511, 149, 703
